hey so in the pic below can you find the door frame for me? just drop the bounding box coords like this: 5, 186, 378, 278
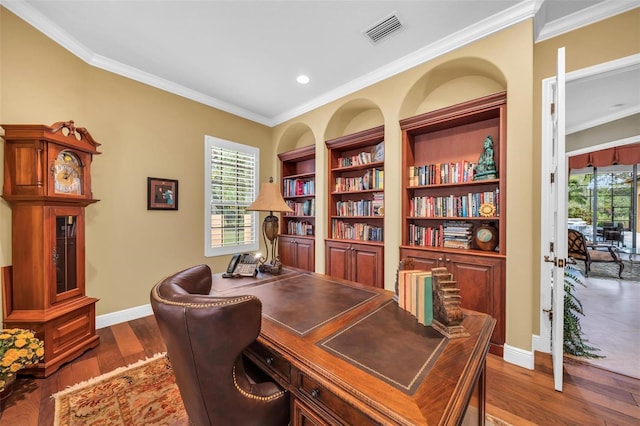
538, 54, 640, 354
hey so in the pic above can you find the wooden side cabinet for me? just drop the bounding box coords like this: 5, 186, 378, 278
325, 240, 383, 288
1, 121, 101, 377
279, 235, 315, 272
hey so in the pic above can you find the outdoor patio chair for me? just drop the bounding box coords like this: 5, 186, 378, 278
568, 229, 624, 278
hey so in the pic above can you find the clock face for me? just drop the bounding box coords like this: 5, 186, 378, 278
54, 151, 82, 195
476, 228, 493, 243
474, 224, 498, 251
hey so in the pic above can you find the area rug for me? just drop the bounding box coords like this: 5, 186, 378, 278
53, 352, 510, 425
572, 260, 640, 282
53, 353, 187, 426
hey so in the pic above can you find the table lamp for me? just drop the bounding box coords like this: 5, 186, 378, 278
246, 177, 293, 274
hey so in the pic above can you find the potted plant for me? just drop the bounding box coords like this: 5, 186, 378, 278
0, 328, 45, 395
564, 266, 603, 358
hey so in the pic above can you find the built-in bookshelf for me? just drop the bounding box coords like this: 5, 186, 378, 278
325, 126, 385, 288
278, 145, 315, 271
399, 92, 506, 355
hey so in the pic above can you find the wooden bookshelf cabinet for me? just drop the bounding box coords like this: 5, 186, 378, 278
325, 126, 385, 288
399, 92, 506, 354
278, 145, 316, 271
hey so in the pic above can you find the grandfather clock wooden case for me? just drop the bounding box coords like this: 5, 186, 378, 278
2, 121, 101, 377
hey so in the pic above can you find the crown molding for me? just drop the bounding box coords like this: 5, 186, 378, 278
536, 1, 639, 42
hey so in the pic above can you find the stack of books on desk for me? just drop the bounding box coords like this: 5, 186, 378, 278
396, 270, 433, 326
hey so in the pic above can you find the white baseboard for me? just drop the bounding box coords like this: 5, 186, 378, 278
96, 304, 152, 329
503, 343, 535, 370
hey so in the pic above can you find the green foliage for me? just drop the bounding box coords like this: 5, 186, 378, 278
563, 267, 603, 358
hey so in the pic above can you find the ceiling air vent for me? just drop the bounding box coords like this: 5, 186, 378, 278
364, 12, 404, 44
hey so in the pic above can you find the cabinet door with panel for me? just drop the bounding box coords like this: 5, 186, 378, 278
280, 235, 315, 272
326, 240, 383, 288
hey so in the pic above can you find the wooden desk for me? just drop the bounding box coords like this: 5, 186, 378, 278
212, 269, 495, 425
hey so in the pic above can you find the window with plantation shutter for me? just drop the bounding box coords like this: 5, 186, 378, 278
204, 136, 259, 256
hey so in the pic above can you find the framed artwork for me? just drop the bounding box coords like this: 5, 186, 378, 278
147, 177, 179, 210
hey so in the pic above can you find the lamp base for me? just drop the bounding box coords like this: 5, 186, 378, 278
259, 260, 283, 275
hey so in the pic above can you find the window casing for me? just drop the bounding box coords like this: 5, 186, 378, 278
204, 136, 259, 256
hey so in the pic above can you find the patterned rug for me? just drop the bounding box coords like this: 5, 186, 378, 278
53, 353, 187, 425
572, 259, 640, 282
53, 352, 510, 425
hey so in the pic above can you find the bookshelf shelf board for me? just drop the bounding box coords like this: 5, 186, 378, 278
284, 171, 316, 180
408, 216, 499, 220
331, 161, 384, 173
407, 179, 499, 190
326, 238, 384, 246
399, 244, 505, 258
332, 215, 384, 219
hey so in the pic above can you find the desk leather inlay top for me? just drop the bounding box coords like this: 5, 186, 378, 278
319, 301, 448, 394
238, 274, 380, 335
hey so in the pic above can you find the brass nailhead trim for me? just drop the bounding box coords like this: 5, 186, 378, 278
233, 364, 287, 401
151, 285, 257, 308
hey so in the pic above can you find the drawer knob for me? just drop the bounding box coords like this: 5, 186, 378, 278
311, 388, 320, 399
265, 356, 274, 365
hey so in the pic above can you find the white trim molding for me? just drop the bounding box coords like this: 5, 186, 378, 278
503, 343, 536, 370
96, 304, 152, 330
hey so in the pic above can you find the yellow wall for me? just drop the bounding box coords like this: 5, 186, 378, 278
1, 5, 638, 355
0, 8, 275, 315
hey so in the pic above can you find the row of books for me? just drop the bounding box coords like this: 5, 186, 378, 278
407, 224, 443, 247
285, 199, 315, 216
442, 221, 473, 249
331, 220, 383, 241
408, 160, 477, 186
286, 220, 314, 236
409, 189, 499, 218
396, 269, 433, 326
334, 168, 384, 192
337, 141, 384, 168
283, 178, 315, 197
335, 193, 384, 217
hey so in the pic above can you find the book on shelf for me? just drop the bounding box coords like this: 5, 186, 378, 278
372, 141, 384, 162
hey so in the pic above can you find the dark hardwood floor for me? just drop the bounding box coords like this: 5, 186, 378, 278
1, 315, 638, 425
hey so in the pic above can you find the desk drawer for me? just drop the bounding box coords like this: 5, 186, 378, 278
298, 372, 378, 425
246, 341, 291, 384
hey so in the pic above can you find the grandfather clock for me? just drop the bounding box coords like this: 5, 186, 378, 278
2, 120, 101, 377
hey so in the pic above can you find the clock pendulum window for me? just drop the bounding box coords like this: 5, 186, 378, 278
1, 120, 101, 377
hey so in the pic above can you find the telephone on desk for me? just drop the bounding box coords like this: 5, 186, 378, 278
223, 253, 260, 278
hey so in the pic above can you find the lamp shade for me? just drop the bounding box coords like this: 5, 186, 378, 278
246, 180, 293, 213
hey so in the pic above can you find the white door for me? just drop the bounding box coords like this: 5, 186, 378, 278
550, 47, 567, 392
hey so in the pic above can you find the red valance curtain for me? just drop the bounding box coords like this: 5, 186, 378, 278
569, 145, 640, 170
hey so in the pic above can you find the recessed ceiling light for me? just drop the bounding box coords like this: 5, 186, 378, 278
296, 74, 310, 85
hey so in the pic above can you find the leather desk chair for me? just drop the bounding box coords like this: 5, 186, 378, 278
150, 264, 289, 426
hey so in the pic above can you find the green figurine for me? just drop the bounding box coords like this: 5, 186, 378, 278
473, 135, 497, 180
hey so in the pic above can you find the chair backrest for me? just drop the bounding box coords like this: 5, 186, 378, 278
150, 264, 289, 426
568, 229, 588, 260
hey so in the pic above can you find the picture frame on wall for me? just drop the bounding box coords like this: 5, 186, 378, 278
147, 177, 179, 210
